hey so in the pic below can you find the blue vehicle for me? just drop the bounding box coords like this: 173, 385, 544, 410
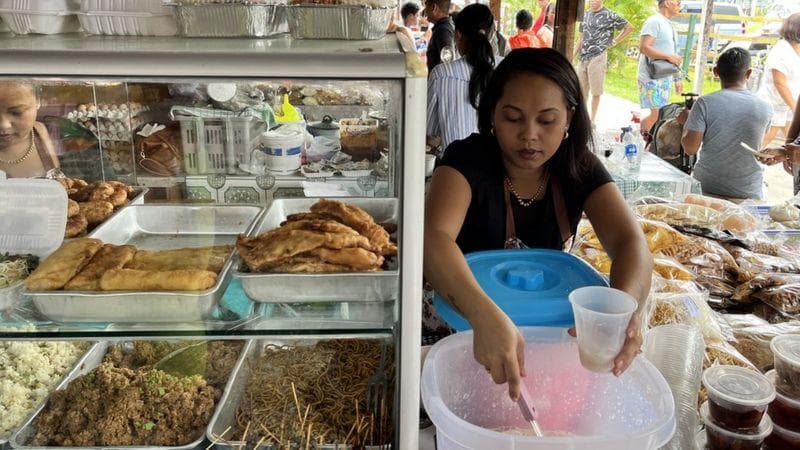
675, 2, 746, 53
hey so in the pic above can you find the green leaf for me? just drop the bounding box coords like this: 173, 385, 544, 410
143, 422, 155, 431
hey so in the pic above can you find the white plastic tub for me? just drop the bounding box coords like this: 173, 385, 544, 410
0, 0, 80, 34
421, 327, 676, 450
78, 0, 176, 36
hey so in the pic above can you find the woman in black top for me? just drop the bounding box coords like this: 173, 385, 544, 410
424, 48, 653, 401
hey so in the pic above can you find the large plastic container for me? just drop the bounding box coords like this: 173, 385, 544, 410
0, 179, 67, 310
78, 0, 176, 36
421, 326, 676, 450
433, 249, 607, 331
0, 0, 80, 34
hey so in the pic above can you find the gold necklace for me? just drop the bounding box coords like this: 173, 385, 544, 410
505, 172, 549, 207
0, 131, 36, 166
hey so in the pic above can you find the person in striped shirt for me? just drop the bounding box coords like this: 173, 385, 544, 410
426, 3, 496, 150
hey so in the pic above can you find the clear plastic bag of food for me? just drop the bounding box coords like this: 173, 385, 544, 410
734, 232, 782, 256
732, 272, 800, 303
682, 194, 759, 234
704, 341, 757, 371
653, 256, 695, 280
722, 313, 770, 330
753, 283, 800, 315
695, 274, 736, 300
651, 274, 703, 294
733, 321, 800, 370
575, 247, 611, 274
726, 246, 800, 278
647, 291, 727, 343
635, 203, 721, 230
639, 218, 688, 253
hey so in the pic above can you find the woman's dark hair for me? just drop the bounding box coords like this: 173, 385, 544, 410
454, 3, 495, 110
401, 2, 420, 20
477, 48, 593, 183
780, 13, 800, 44
516, 9, 533, 30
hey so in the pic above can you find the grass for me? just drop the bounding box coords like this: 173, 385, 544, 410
604, 56, 720, 106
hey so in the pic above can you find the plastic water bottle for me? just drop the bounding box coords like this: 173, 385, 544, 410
621, 127, 641, 176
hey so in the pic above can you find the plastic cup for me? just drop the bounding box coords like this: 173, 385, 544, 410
764, 422, 800, 449
700, 402, 772, 450
568, 286, 637, 373
765, 370, 800, 432
702, 365, 775, 432
425, 154, 436, 178
771, 334, 800, 399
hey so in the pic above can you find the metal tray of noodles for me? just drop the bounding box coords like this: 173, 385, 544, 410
235, 198, 399, 303
11, 340, 250, 450
168, 2, 288, 38
0, 340, 95, 449
206, 337, 392, 450
27, 205, 263, 323
287, 4, 392, 40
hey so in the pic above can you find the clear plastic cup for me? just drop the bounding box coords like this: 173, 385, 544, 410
764, 421, 800, 449
771, 334, 800, 398
700, 401, 772, 450
702, 365, 775, 432
765, 370, 800, 432
568, 286, 637, 373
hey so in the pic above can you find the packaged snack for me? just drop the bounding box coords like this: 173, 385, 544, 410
726, 246, 800, 280
683, 194, 759, 234
647, 292, 727, 343
753, 284, 800, 316
653, 256, 694, 281
636, 203, 721, 230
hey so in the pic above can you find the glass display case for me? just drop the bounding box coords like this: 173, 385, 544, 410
0, 34, 425, 449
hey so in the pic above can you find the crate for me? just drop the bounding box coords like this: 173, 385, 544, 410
173, 114, 267, 175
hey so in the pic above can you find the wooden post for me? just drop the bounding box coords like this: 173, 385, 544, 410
692, 0, 714, 94
554, 0, 583, 57
489, 0, 501, 28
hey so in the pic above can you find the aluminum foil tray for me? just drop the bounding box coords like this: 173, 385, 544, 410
0, 341, 95, 449
27, 205, 263, 323
288, 5, 391, 40
235, 198, 398, 303
11, 340, 249, 450
169, 3, 288, 37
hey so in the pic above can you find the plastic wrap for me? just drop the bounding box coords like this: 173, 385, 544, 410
635, 203, 721, 230
753, 283, 800, 315
696, 275, 737, 304
659, 235, 740, 280
653, 256, 694, 280
651, 274, 703, 294
726, 246, 800, 279
732, 321, 800, 370
732, 273, 800, 303
735, 232, 782, 256
287, 4, 391, 40
683, 193, 759, 234
647, 291, 727, 343
722, 313, 770, 330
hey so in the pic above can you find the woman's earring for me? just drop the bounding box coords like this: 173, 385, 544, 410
563, 128, 569, 140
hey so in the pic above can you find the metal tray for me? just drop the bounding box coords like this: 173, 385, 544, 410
169, 3, 288, 38
206, 338, 391, 450
235, 198, 398, 303
287, 5, 391, 40
11, 340, 251, 450
27, 205, 263, 323
0, 341, 96, 448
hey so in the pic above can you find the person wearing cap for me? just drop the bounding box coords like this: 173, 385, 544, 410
638, 0, 683, 136
0, 81, 58, 178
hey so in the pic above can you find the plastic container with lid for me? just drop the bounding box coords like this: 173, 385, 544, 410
254, 127, 305, 174
433, 249, 607, 331
702, 365, 775, 432
0, 0, 80, 34
766, 370, 800, 432
0, 179, 67, 310
771, 334, 800, 398
764, 422, 800, 449
700, 401, 772, 450
78, 0, 177, 36
421, 326, 675, 450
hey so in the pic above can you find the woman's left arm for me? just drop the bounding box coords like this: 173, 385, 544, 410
584, 182, 653, 376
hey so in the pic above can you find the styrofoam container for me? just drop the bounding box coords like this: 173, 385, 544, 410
421, 326, 676, 450
0, 179, 67, 310
78, 0, 176, 35
0, 0, 80, 34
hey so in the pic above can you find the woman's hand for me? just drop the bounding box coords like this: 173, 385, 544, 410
757, 147, 788, 165
568, 313, 643, 377
472, 308, 527, 401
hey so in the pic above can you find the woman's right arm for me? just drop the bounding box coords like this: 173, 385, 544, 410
425, 166, 526, 400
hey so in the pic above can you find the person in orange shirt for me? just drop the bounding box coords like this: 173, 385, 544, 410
508, 9, 538, 49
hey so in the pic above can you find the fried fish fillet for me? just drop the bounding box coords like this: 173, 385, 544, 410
65, 213, 88, 238
301, 247, 384, 270
278, 219, 361, 236
268, 261, 356, 273
26, 238, 103, 291
310, 200, 397, 256
99, 269, 217, 291
78, 200, 114, 225
283, 212, 339, 224
237, 229, 374, 272
125, 245, 233, 273
63, 244, 137, 291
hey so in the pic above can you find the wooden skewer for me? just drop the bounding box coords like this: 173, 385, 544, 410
253, 436, 267, 450
300, 404, 310, 434
205, 425, 231, 450
258, 424, 279, 443
239, 421, 251, 450
305, 422, 312, 450
291, 382, 303, 425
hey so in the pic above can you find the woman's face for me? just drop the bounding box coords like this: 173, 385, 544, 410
492, 72, 573, 172
0, 83, 37, 146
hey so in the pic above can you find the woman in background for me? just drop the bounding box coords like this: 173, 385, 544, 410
427, 3, 496, 149
0, 81, 58, 178
536, 3, 556, 48
759, 13, 800, 147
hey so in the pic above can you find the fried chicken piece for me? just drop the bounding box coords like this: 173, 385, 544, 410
65, 213, 88, 238
107, 186, 128, 207
79, 200, 114, 225
64, 244, 137, 291
310, 200, 397, 256
71, 178, 88, 189
26, 238, 103, 291
71, 182, 113, 202
56, 178, 72, 190
67, 199, 80, 218
100, 269, 217, 291
125, 245, 232, 273
106, 180, 134, 195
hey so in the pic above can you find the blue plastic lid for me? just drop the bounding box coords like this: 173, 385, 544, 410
433, 249, 608, 331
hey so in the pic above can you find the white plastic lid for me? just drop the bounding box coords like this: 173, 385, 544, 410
771, 335, 800, 367
699, 402, 773, 440
766, 369, 800, 408
0, 179, 67, 258
702, 365, 776, 407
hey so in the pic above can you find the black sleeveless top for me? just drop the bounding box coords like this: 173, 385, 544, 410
438, 133, 614, 254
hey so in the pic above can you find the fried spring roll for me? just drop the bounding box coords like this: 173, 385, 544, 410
63, 244, 137, 291
99, 269, 217, 291
25, 238, 103, 291
125, 245, 232, 273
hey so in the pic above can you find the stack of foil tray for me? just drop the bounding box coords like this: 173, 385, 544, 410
168, 2, 288, 37
288, 5, 391, 40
